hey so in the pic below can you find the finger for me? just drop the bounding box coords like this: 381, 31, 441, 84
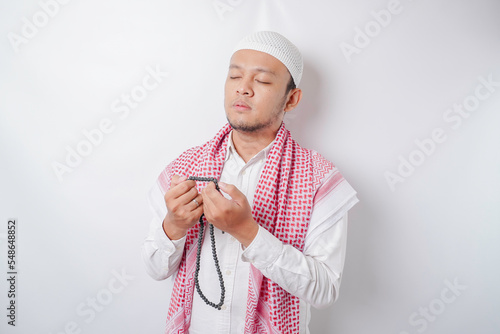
169, 179, 197, 200
202, 182, 228, 210
170, 174, 187, 188
190, 193, 204, 221
217, 182, 245, 204
176, 185, 200, 205
189, 194, 203, 211
201, 184, 218, 214
192, 205, 204, 221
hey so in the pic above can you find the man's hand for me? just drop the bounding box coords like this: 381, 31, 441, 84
202, 182, 259, 248
163, 175, 203, 240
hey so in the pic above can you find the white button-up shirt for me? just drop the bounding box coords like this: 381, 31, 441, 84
142, 131, 358, 334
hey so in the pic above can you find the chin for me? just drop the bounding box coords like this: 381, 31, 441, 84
229, 120, 269, 133
227, 117, 251, 132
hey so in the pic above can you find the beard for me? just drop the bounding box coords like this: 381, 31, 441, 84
227, 94, 287, 133
227, 113, 280, 132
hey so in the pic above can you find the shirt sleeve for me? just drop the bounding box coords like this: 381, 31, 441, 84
241, 170, 359, 309
241, 214, 348, 309
141, 182, 186, 281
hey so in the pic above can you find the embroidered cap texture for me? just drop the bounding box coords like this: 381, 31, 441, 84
233, 31, 304, 86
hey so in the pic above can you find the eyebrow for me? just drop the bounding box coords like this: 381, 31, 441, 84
229, 64, 277, 77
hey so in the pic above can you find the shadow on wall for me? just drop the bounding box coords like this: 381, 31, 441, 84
287, 59, 379, 333
285, 58, 326, 142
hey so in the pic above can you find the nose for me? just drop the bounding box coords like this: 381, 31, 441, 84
236, 78, 253, 96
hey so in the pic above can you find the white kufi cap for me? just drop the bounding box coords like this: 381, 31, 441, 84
233, 31, 303, 86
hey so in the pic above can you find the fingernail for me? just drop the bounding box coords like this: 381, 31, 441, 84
178, 175, 187, 182
218, 182, 227, 189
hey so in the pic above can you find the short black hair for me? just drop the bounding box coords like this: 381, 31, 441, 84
285, 74, 296, 95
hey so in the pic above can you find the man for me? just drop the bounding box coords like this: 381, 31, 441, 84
142, 31, 359, 334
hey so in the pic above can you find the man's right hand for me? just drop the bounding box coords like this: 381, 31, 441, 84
162, 175, 203, 240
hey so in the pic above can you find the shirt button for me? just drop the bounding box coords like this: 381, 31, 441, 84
242, 170, 246, 175
225, 270, 232, 275
221, 305, 227, 310
230, 236, 236, 242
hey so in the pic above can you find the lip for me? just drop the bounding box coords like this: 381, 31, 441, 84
233, 100, 251, 111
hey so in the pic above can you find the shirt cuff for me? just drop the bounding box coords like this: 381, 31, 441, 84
154, 225, 186, 252
241, 226, 284, 269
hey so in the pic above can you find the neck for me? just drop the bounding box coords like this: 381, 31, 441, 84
231, 125, 280, 163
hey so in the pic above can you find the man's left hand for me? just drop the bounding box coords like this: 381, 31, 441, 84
201, 182, 259, 248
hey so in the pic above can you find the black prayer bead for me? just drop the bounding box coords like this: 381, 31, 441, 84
189, 176, 225, 310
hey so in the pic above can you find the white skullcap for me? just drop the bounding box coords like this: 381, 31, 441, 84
232, 31, 303, 86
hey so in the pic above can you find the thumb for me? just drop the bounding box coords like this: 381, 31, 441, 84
218, 182, 245, 203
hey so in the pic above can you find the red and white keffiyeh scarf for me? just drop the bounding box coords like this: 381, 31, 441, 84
157, 123, 338, 334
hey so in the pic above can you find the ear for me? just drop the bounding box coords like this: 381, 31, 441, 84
284, 88, 302, 112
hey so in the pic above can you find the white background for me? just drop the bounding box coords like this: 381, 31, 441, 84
1, 0, 499, 333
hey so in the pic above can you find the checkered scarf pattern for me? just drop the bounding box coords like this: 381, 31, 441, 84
157, 123, 335, 333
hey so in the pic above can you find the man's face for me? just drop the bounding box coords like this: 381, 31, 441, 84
224, 49, 291, 133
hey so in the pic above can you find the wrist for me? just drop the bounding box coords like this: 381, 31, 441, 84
233, 219, 259, 248
162, 217, 188, 240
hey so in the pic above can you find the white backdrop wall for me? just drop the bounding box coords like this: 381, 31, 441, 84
1, 0, 499, 333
